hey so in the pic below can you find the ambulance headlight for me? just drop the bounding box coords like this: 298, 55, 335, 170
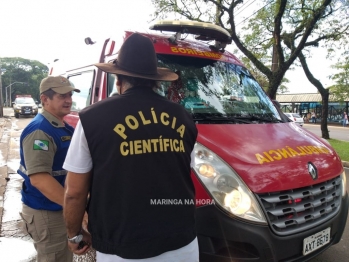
341, 171, 347, 197
224, 188, 251, 215
198, 164, 216, 178
192, 143, 266, 223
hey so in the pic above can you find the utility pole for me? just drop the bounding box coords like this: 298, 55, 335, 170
0, 59, 4, 117
7, 78, 11, 108
5, 78, 8, 107
5, 82, 24, 107
9, 77, 12, 107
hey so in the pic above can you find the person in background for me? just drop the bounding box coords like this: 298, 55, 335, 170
311, 111, 316, 123
342, 111, 347, 127
18, 76, 80, 262
167, 70, 184, 103
63, 33, 199, 261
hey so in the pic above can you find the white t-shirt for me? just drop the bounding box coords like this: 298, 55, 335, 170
63, 120, 198, 262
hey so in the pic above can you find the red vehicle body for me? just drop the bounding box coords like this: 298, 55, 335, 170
57, 21, 348, 262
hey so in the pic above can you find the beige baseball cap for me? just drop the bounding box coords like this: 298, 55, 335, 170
40, 76, 80, 94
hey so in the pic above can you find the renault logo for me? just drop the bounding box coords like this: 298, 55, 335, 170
308, 162, 318, 180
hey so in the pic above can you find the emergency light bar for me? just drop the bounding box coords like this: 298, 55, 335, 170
149, 20, 232, 52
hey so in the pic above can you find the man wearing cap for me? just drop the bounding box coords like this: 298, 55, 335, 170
63, 33, 199, 261
18, 76, 80, 262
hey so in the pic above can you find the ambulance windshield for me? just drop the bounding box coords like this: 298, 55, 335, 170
157, 54, 282, 123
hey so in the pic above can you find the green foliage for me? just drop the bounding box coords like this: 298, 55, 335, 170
329, 57, 349, 101
151, 0, 220, 22
0, 57, 48, 103
237, 55, 269, 89
233, 49, 290, 93
328, 138, 349, 162
151, 0, 349, 100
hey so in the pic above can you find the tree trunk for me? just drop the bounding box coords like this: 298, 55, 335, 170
298, 52, 330, 139
267, 70, 286, 99
321, 91, 330, 139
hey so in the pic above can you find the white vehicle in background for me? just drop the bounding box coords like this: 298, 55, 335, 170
12, 95, 38, 118
284, 112, 304, 126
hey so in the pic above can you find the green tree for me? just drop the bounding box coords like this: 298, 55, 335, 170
237, 54, 290, 94
329, 57, 349, 99
151, 0, 349, 138
1, 57, 48, 104
151, 0, 332, 98
279, 1, 349, 138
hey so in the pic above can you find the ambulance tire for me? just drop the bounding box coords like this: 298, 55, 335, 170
15, 113, 19, 118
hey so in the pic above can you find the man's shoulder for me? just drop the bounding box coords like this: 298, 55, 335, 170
22, 115, 51, 135
81, 96, 119, 115
23, 114, 45, 129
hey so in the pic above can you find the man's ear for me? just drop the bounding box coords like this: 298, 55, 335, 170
116, 78, 121, 87
116, 78, 122, 94
40, 94, 48, 105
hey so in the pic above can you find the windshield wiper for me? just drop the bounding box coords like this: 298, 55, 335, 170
235, 114, 284, 123
192, 113, 284, 124
192, 114, 252, 124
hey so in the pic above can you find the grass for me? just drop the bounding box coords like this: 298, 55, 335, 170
328, 139, 349, 162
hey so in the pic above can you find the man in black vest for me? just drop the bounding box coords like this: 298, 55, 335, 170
63, 33, 198, 261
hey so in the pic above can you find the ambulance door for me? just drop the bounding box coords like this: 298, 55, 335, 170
64, 68, 96, 128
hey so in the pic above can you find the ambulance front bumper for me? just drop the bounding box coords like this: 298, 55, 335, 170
197, 193, 348, 262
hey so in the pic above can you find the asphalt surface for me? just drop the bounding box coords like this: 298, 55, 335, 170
0, 114, 36, 261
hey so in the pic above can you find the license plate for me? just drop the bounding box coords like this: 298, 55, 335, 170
303, 227, 330, 256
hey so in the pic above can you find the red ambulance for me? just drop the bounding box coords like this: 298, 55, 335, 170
59, 20, 348, 262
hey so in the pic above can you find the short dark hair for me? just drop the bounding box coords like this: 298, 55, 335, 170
41, 89, 56, 99
117, 74, 157, 88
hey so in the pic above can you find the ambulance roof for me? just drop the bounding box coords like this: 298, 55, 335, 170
121, 30, 244, 66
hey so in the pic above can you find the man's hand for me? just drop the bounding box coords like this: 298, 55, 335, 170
30, 172, 65, 206
68, 229, 92, 255
82, 211, 89, 232
64, 171, 92, 254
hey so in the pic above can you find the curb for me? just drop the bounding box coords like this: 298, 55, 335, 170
343, 161, 349, 168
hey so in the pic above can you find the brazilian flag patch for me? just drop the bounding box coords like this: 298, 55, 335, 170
33, 140, 49, 151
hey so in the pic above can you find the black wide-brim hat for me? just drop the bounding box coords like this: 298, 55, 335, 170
95, 33, 178, 82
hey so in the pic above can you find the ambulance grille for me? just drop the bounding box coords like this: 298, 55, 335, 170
256, 176, 342, 236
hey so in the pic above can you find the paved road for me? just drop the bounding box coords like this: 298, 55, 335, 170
0, 111, 36, 261
303, 123, 349, 142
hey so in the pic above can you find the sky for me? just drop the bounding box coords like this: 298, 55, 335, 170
0, 0, 339, 94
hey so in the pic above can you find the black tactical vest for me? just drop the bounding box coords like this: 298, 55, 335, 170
79, 86, 198, 259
